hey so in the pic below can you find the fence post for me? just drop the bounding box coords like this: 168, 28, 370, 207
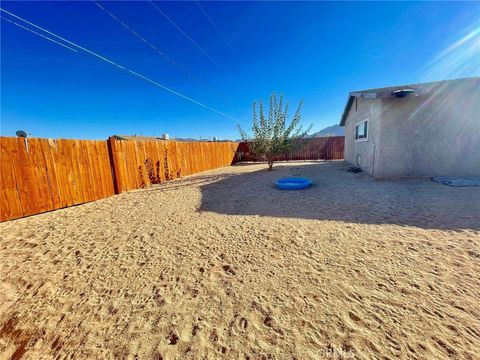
107, 137, 121, 194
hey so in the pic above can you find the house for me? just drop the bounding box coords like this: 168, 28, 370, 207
339, 77, 480, 178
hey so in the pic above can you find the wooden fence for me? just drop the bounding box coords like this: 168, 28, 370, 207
0, 135, 344, 222
108, 138, 239, 193
0, 137, 241, 221
0, 137, 114, 222
237, 136, 345, 161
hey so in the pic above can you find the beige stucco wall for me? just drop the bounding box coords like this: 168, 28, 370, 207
343, 97, 382, 175
343, 78, 480, 178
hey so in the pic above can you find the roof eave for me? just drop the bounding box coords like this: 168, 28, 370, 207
339, 95, 354, 127
339, 91, 395, 126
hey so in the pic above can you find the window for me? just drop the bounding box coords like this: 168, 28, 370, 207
355, 120, 368, 141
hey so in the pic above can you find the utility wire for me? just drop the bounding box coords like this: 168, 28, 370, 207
1, 16, 78, 53
148, 0, 231, 77
146, 1, 250, 120
0, 7, 242, 123
195, 1, 238, 56
93, 1, 250, 121
93, 0, 227, 103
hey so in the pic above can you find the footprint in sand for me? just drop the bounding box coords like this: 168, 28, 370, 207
192, 324, 200, 336
210, 329, 219, 342
348, 311, 361, 323
264, 315, 273, 327
222, 265, 236, 275
167, 332, 179, 345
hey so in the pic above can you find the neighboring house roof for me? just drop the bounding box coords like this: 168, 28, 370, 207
113, 135, 165, 141
339, 77, 480, 126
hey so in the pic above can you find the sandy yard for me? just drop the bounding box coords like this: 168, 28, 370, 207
0, 161, 479, 360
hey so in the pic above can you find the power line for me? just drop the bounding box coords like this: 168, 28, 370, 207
0, 7, 242, 123
195, 1, 238, 56
1, 16, 78, 53
148, 0, 231, 77
146, 1, 250, 121
92, 0, 226, 102
93, 1, 250, 121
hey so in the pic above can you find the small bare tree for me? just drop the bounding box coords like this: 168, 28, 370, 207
238, 93, 311, 171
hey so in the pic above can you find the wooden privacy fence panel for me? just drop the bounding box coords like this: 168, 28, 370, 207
237, 136, 345, 161
108, 138, 240, 193
0, 137, 114, 222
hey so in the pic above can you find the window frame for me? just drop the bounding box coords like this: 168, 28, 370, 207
355, 120, 369, 142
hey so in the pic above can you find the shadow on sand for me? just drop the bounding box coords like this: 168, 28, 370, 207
198, 161, 480, 231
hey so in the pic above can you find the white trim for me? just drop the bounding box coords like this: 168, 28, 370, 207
355, 120, 369, 142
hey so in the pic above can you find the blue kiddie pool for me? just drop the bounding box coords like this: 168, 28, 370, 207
275, 177, 312, 190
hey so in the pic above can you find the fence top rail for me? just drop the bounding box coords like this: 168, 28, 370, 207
0, 136, 107, 142
111, 138, 239, 145
1, 136, 240, 144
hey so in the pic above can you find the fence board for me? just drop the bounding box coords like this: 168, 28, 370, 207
29, 138, 53, 213
42, 140, 60, 209
78, 140, 92, 203
0, 139, 23, 221
57, 139, 74, 207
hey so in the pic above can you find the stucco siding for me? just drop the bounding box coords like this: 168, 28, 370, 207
343, 97, 382, 175
375, 80, 480, 177
343, 78, 480, 178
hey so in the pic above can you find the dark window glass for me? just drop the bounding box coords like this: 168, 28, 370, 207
355, 121, 368, 140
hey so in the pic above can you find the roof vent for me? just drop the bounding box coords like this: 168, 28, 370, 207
392, 89, 416, 98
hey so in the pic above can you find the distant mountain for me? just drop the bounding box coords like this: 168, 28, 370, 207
306, 124, 344, 138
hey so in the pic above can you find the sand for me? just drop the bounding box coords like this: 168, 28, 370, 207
1, 161, 479, 359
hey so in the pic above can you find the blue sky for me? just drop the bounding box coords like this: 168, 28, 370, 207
1, 1, 479, 140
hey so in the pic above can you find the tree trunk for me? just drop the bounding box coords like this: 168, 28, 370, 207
267, 158, 274, 171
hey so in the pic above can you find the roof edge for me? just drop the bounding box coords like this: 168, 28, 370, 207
339, 76, 480, 126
